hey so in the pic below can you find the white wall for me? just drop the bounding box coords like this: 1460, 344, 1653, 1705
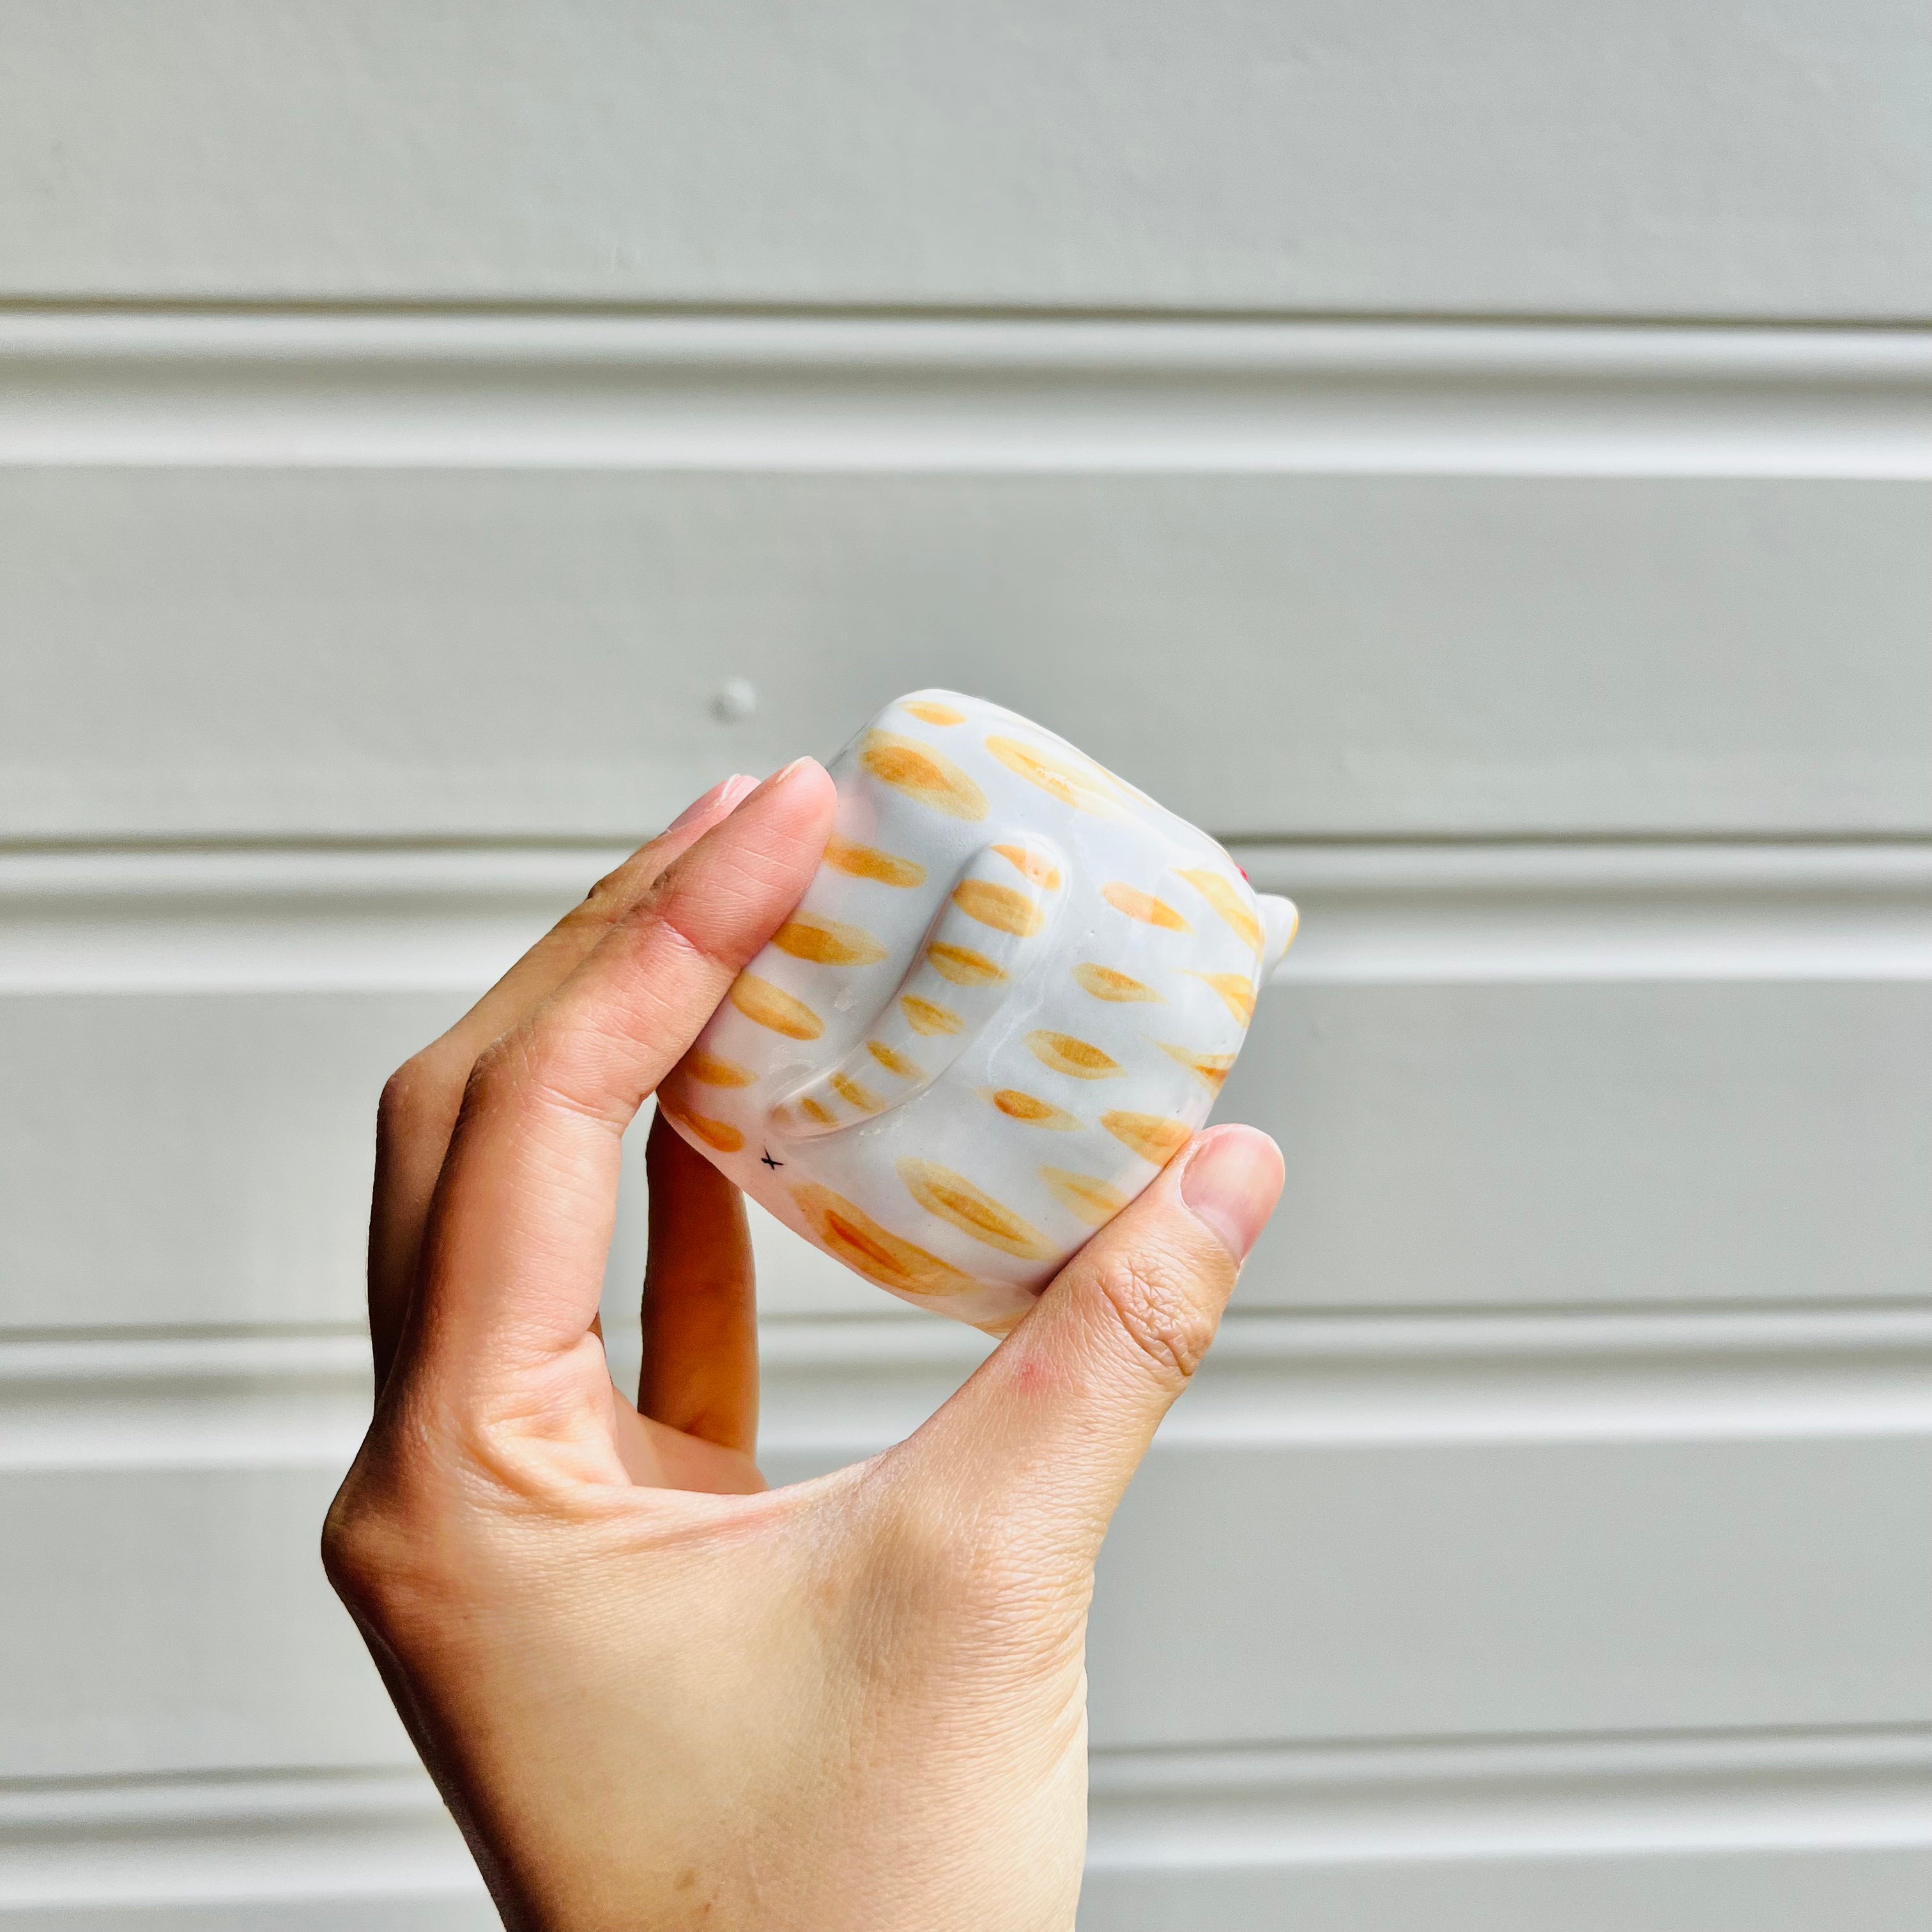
1, 6, 1928, 1926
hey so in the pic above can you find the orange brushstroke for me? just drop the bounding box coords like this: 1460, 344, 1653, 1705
1185, 970, 1257, 1025
659, 1103, 745, 1154
993, 844, 1062, 889
901, 995, 964, 1036
1073, 962, 1163, 1003
1038, 1166, 1130, 1228
1027, 1031, 1123, 1079
728, 973, 823, 1040
829, 1072, 884, 1112
684, 1048, 756, 1088
791, 1183, 983, 1297
897, 1158, 1054, 1261
772, 914, 889, 967
823, 836, 926, 889
926, 942, 1008, 987
1177, 868, 1263, 958
988, 1089, 1082, 1130
1101, 1110, 1192, 1166
951, 878, 1045, 936
868, 1039, 925, 1080
1158, 1042, 1238, 1094
860, 731, 988, 820
1102, 882, 1190, 931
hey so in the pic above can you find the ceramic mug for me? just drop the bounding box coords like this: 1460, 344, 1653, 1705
660, 691, 1296, 1332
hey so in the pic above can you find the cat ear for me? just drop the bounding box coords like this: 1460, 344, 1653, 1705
773, 837, 1068, 1138
1257, 894, 1300, 983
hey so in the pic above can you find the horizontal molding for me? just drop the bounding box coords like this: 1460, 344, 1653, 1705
2, 841, 1926, 994
1249, 843, 1932, 985
3, 1726, 1924, 1911
0, 1767, 482, 1915
3, 311, 1931, 477
0, 845, 599, 995
0, 1333, 376, 1473
760, 1305, 1932, 1452
1087, 1724, 1932, 1869
6, 1305, 1928, 1472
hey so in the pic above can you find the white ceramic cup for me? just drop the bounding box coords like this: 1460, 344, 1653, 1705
661, 690, 1296, 1332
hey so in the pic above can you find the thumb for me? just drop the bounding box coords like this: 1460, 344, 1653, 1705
904, 1124, 1284, 1567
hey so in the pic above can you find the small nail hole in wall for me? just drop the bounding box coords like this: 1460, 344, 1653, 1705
712, 677, 760, 723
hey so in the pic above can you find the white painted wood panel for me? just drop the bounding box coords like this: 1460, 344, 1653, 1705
4, 22, 1926, 1923
1, 4, 1926, 316
0, 1767, 492, 1929
1087, 1432, 1932, 1749
0, 991, 880, 1331
0, 1466, 395, 1778
7, 1737, 1929, 1930
3, 466, 1926, 840
1082, 1844, 1932, 1932
0, 993, 443, 1332
1230, 978, 1932, 1312
4, 1312, 1928, 1778
5, 976, 1923, 1330
1083, 1728, 1932, 1931
3, 843, 1924, 1329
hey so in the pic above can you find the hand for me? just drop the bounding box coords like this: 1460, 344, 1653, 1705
323, 758, 1285, 1932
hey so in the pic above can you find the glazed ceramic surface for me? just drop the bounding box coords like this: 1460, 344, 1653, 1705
661, 691, 1297, 1331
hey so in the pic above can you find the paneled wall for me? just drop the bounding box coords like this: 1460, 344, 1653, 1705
2, 6, 1928, 1926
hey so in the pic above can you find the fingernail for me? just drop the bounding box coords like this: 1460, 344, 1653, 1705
749, 755, 818, 798
1179, 1125, 1284, 1261
666, 773, 756, 833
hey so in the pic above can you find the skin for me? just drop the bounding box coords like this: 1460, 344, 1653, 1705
323, 757, 1285, 1931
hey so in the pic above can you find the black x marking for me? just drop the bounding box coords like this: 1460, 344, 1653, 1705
760, 1148, 784, 1170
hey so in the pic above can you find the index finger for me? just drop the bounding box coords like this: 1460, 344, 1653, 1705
399, 757, 838, 1400
367, 772, 758, 1388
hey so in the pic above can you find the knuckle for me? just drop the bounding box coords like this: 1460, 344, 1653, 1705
319, 1471, 410, 1618
461, 1025, 628, 1140
566, 861, 641, 930
321, 1450, 461, 1633
460, 1031, 528, 1112
579, 862, 629, 910
377, 1046, 469, 1151
376, 1054, 435, 1133
1089, 1247, 1218, 1384
579, 838, 668, 916
467, 1027, 572, 1121
621, 871, 732, 976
